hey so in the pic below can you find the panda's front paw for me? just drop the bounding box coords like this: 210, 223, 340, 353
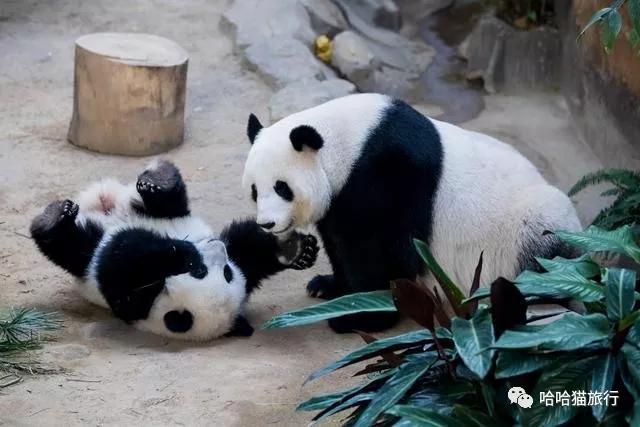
60, 199, 80, 220
30, 199, 79, 238
280, 233, 319, 270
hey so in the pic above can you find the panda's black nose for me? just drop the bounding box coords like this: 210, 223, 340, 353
258, 222, 275, 230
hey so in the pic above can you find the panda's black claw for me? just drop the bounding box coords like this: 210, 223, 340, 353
307, 274, 342, 300
289, 233, 319, 270
61, 200, 79, 220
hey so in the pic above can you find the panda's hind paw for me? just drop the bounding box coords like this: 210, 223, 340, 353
136, 160, 184, 196
30, 199, 78, 237
60, 199, 79, 220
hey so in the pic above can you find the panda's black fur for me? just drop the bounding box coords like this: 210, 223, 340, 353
31, 161, 319, 340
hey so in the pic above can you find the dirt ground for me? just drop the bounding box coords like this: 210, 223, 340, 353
0, 1, 608, 426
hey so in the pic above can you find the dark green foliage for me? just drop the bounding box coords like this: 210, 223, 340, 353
266, 224, 640, 426
578, 0, 640, 54
0, 308, 62, 374
569, 168, 640, 229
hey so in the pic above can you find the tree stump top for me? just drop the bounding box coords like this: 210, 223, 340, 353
75, 33, 188, 67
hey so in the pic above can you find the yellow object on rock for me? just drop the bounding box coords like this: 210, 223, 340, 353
315, 35, 333, 63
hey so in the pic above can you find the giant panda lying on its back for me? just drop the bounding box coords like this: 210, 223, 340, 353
242, 93, 582, 333
31, 160, 319, 340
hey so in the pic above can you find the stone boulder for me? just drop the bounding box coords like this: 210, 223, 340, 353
221, 0, 316, 51
244, 38, 336, 89
331, 31, 377, 85
269, 79, 356, 122
463, 14, 562, 93
300, 0, 348, 37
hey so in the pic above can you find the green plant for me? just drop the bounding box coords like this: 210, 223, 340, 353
265, 226, 640, 426
579, 0, 640, 54
0, 308, 62, 375
486, 0, 556, 28
569, 168, 640, 230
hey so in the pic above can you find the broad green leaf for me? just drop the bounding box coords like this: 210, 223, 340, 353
494, 351, 556, 378
307, 330, 433, 382
464, 282, 566, 304
314, 391, 376, 423
298, 386, 363, 412
515, 270, 605, 303
406, 383, 474, 415
601, 9, 622, 52
413, 239, 465, 309
630, 0, 640, 34
452, 307, 495, 379
354, 356, 437, 427
602, 268, 636, 321
535, 254, 600, 278
553, 226, 640, 263
591, 353, 616, 421
262, 291, 395, 329
620, 310, 640, 332
524, 356, 598, 427
578, 7, 611, 39
621, 343, 640, 386
631, 401, 640, 427
453, 405, 502, 427
625, 315, 640, 344
386, 405, 459, 427
494, 313, 611, 351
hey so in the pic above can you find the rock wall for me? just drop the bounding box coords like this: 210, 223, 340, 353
556, 0, 640, 168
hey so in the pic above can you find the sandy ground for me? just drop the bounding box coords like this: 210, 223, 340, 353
0, 1, 608, 426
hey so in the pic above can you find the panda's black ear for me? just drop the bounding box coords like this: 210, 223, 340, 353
290, 125, 324, 152
164, 310, 193, 333
247, 113, 263, 144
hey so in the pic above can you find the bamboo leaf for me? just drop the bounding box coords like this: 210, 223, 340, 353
414, 239, 466, 312
262, 291, 395, 329
578, 7, 612, 39
353, 356, 438, 427
386, 405, 460, 427
307, 330, 433, 382
552, 226, 640, 263
602, 268, 636, 321
452, 307, 495, 379
494, 313, 610, 351
591, 353, 616, 422
601, 9, 622, 52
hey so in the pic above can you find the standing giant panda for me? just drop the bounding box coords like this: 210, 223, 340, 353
242, 93, 581, 333
31, 160, 319, 340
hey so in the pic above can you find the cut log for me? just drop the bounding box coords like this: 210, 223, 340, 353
68, 33, 188, 156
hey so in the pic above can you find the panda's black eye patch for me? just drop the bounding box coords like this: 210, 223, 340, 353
251, 184, 257, 202
164, 310, 193, 333
224, 264, 233, 283
274, 180, 294, 202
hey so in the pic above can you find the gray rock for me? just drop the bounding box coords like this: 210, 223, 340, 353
300, 0, 348, 37
221, 0, 316, 51
465, 14, 562, 93
370, 0, 402, 31
331, 30, 377, 86
269, 79, 356, 122
244, 38, 336, 89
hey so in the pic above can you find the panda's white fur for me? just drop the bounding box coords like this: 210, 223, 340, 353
243, 93, 581, 297
72, 178, 247, 341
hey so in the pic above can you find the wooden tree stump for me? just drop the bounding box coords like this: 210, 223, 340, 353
68, 33, 188, 156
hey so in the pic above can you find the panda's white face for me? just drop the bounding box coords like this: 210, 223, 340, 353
135, 240, 246, 341
243, 124, 331, 235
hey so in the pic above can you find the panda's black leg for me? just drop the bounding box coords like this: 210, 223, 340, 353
221, 219, 319, 295
135, 160, 190, 219
30, 199, 103, 278
224, 315, 254, 337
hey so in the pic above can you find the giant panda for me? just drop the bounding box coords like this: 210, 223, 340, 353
242, 93, 582, 333
30, 160, 319, 340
